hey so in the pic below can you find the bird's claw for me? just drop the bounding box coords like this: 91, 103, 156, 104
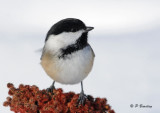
77, 92, 87, 106
46, 86, 55, 94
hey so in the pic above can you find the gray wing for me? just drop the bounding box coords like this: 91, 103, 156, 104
88, 44, 95, 57
40, 47, 45, 60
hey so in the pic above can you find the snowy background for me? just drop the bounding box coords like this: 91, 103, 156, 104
0, 0, 160, 113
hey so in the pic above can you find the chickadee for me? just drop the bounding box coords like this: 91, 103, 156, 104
40, 18, 95, 105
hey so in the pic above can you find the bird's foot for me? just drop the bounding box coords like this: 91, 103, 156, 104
77, 91, 87, 106
46, 85, 55, 94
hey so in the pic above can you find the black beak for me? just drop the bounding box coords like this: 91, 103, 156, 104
85, 27, 94, 32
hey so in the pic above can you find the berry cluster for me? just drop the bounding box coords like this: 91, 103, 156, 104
4, 83, 115, 113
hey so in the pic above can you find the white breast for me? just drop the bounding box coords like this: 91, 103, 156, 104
41, 45, 94, 84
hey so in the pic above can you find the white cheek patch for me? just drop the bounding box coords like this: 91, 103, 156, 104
45, 30, 85, 52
